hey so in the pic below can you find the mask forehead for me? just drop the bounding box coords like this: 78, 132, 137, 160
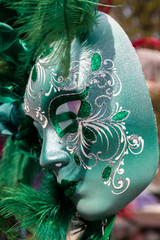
24, 13, 158, 218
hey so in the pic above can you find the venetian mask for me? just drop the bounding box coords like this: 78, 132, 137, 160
24, 13, 159, 221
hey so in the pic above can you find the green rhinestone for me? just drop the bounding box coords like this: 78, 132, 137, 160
83, 127, 96, 141
77, 100, 91, 118
112, 111, 129, 121
91, 53, 101, 72
102, 165, 112, 180
73, 153, 80, 166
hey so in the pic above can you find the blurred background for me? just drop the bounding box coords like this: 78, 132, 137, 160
100, 0, 160, 239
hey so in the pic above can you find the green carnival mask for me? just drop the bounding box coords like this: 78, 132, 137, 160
24, 13, 159, 221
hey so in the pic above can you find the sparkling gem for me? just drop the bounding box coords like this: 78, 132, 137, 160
91, 53, 101, 71
102, 165, 112, 180
83, 127, 96, 141
112, 111, 129, 121
73, 153, 80, 166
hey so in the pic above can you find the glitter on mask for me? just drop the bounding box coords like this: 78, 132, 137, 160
25, 48, 145, 195
91, 52, 101, 72
77, 100, 91, 118
73, 153, 81, 166
112, 111, 130, 121
102, 165, 112, 180
83, 127, 96, 142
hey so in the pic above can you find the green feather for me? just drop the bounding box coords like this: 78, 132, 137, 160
0, 213, 21, 240
6, 0, 100, 77
0, 137, 24, 189
0, 171, 115, 240
1, 174, 75, 240
0, 137, 40, 190
0, 23, 17, 52
0, 87, 21, 102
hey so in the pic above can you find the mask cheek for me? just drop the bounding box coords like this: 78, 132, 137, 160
69, 161, 132, 221
70, 171, 117, 221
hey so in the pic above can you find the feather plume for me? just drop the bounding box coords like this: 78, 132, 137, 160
0, 137, 40, 190
6, 0, 100, 77
0, 139, 106, 240
1, 174, 75, 240
0, 171, 115, 240
0, 214, 21, 240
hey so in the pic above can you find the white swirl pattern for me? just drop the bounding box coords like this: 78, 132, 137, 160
24, 50, 144, 195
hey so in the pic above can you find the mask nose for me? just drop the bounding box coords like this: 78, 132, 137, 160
40, 150, 70, 171
39, 131, 70, 171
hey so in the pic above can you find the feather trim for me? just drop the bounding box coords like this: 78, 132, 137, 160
1, 174, 75, 240
0, 172, 115, 240
6, 0, 100, 77
0, 213, 21, 240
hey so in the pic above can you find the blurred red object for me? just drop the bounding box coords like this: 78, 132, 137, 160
133, 38, 160, 51
97, 0, 112, 13
136, 48, 160, 82
117, 203, 135, 220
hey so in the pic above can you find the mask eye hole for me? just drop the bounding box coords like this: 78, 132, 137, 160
56, 100, 81, 130
67, 100, 81, 115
